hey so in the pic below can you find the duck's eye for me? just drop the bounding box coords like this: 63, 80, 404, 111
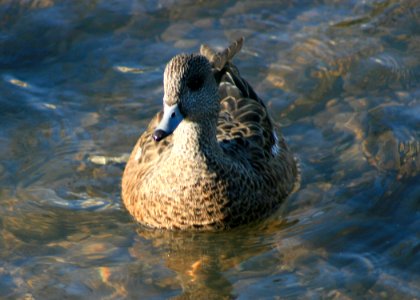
187, 76, 204, 91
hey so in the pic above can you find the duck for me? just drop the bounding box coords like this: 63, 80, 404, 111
122, 38, 298, 230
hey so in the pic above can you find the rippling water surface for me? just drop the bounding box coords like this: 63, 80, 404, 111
1, 0, 419, 299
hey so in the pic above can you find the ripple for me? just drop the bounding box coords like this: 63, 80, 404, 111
20, 187, 118, 211
267, 34, 381, 104
8, 77, 29, 88
345, 52, 418, 92
113, 65, 159, 74
89, 154, 129, 165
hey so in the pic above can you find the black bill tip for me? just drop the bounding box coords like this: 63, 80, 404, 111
153, 129, 169, 142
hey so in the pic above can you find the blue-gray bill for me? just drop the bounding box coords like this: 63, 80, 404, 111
153, 103, 183, 142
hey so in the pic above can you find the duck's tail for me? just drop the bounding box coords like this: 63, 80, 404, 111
200, 37, 244, 71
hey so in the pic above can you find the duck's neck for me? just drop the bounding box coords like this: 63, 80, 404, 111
171, 118, 222, 159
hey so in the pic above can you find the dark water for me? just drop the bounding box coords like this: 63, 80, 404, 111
1, 0, 419, 299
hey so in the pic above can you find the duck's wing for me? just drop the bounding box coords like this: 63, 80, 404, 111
201, 38, 281, 160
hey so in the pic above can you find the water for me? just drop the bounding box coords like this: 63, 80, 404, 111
0, 0, 419, 298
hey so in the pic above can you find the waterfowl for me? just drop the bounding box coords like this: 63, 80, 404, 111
122, 38, 297, 230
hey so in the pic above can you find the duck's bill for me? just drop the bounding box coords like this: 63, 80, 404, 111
153, 103, 183, 142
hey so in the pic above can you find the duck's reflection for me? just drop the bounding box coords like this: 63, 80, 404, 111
130, 218, 296, 299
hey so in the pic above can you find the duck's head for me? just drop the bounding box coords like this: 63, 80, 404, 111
153, 54, 219, 142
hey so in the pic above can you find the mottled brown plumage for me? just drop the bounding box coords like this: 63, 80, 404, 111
122, 38, 298, 230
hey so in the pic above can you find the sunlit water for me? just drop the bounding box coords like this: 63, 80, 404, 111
1, 0, 419, 299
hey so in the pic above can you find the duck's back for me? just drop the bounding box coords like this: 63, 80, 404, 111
203, 39, 297, 188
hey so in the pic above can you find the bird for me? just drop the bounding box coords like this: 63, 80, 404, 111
122, 38, 298, 230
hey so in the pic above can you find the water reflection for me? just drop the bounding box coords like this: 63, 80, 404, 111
133, 219, 297, 299
0, 0, 419, 299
